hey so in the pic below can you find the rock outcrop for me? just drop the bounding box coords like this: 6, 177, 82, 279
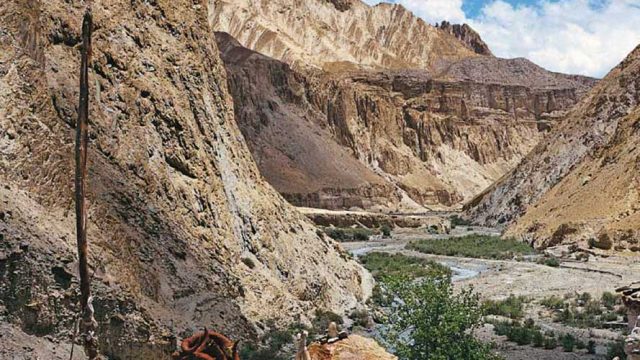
437, 21, 492, 56
308, 335, 397, 360
217, 32, 596, 210
0, 0, 371, 358
466, 45, 640, 248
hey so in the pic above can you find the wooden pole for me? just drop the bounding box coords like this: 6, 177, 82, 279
75, 8, 99, 359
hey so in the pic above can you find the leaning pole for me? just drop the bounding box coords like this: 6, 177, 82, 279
75, 8, 99, 359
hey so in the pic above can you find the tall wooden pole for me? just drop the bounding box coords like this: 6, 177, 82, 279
75, 8, 99, 359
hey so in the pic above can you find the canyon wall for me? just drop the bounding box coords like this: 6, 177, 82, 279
466, 45, 640, 249
217, 32, 596, 210
0, 0, 371, 357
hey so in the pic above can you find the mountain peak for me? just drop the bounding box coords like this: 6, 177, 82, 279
436, 21, 493, 56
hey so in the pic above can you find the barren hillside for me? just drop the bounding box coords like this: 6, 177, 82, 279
466, 45, 640, 249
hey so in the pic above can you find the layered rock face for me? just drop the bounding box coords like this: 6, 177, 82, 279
0, 0, 371, 358
466, 45, 640, 249
217, 31, 595, 210
209, 0, 478, 72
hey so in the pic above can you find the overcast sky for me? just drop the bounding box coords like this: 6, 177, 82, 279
362, 0, 640, 78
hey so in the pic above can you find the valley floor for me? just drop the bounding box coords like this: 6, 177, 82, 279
342, 226, 640, 360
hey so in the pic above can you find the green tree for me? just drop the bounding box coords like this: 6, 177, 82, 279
382, 274, 502, 360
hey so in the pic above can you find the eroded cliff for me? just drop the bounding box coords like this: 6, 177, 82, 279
0, 0, 371, 358
217, 32, 596, 210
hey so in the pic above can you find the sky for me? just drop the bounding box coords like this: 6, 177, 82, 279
361, 0, 640, 78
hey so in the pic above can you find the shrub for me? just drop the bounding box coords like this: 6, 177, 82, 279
606, 339, 627, 359
483, 295, 527, 319
312, 309, 343, 334
449, 214, 472, 228
241, 257, 256, 269
543, 257, 560, 267
543, 336, 558, 350
602, 291, 619, 309
532, 331, 545, 348
382, 274, 502, 360
588, 233, 613, 250
380, 224, 392, 237
324, 227, 374, 242
540, 295, 564, 310
587, 340, 596, 354
407, 235, 535, 260
560, 334, 576, 352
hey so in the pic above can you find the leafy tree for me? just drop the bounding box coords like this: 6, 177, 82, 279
382, 274, 502, 360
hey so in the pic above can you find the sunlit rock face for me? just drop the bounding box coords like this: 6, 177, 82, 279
0, 0, 371, 358
467, 45, 640, 249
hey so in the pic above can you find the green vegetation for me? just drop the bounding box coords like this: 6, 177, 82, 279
483, 295, 528, 319
540, 295, 565, 310
607, 339, 627, 359
359, 252, 451, 280
542, 257, 560, 267
587, 340, 596, 354
560, 334, 576, 352
323, 227, 374, 242
382, 274, 502, 360
240, 323, 306, 360
449, 214, 472, 228
541, 292, 621, 328
407, 234, 535, 260
381, 224, 392, 237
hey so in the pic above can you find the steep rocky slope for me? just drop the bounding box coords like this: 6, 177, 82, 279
466, 45, 640, 249
217, 31, 596, 210
0, 0, 371, 358
210, 0, 478, 72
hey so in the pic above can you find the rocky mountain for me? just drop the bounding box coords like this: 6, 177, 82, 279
216, 25, 596, 210
210, 0, 479, 72
466, 45, 640, 249
0, 0, 371, 358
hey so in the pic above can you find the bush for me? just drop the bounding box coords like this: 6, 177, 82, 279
587, 340, 596, 354
540, 295, 564, 310
382, 274, 502, 360
349, 309, 370, 328
483, 295, 528, 319
381, 224, 392, 237
241, 257, 256, 269
543, 336, 558, 350
560, 334, 576, 352
323, 227, 374, 242
449, 214, 472, 228
407, 235, 536, 260
543, 257, 560, 267
602, 291, 619, 309
588, 233, 613, 250
532, 331, 545, 348
606, 339, 627, 359
312, 309, 343, 334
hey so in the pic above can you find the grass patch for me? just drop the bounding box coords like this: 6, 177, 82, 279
483, 295, 528, 319
359, 252, 451, 280
407, 235, 535, 260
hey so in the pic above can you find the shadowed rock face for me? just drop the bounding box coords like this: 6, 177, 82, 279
466, 45, 640, 249
216, 32, 596, 211
0, 0, 371, 358
437, 21, 493, 56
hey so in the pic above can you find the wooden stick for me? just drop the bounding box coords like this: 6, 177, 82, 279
75, 8, 99, 359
